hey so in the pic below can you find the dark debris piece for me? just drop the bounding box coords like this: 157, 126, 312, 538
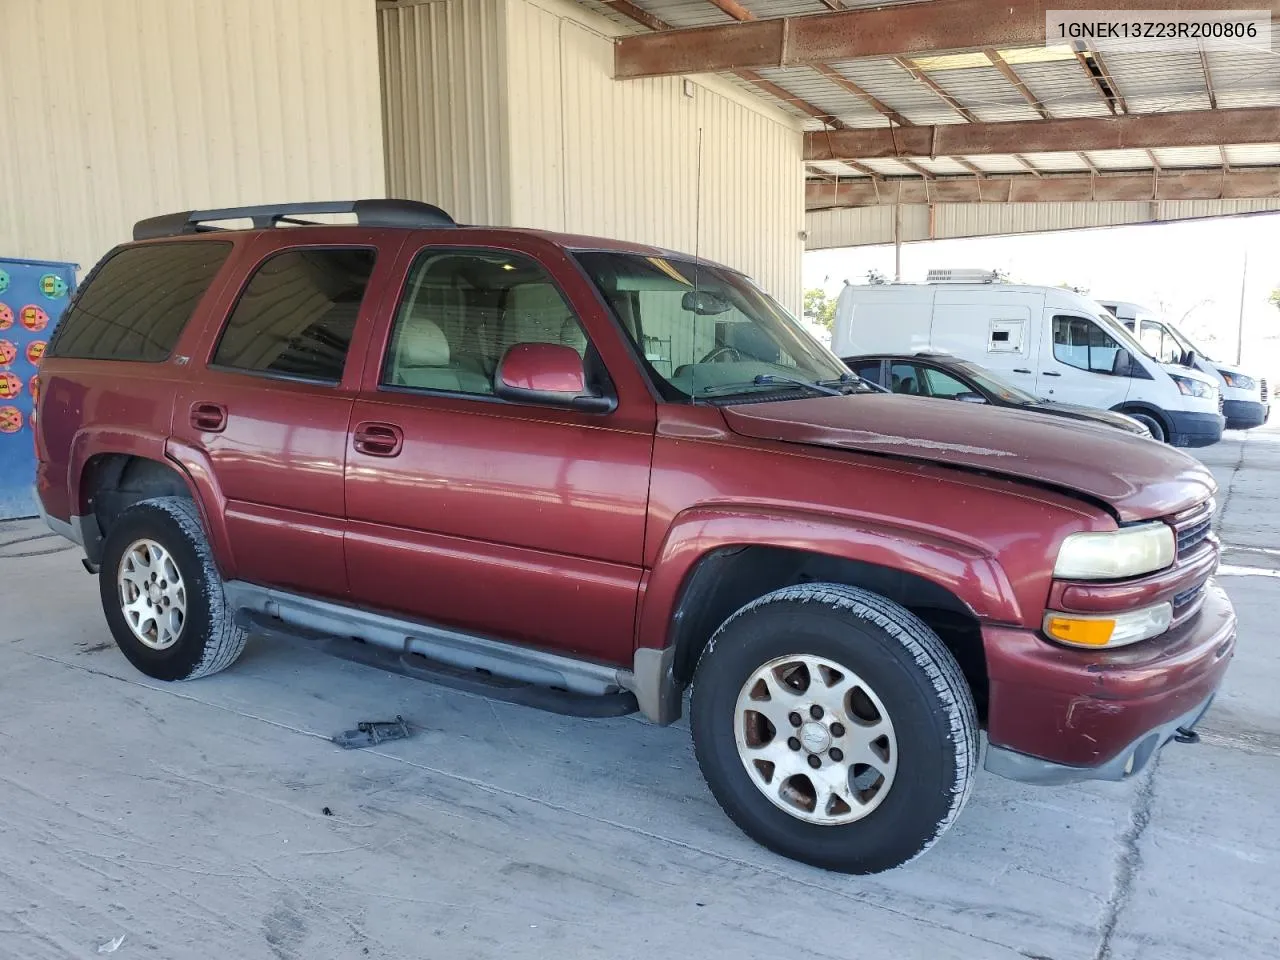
331, 715, 411, 749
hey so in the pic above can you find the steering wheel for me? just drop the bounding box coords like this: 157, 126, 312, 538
699, 345, 743, 364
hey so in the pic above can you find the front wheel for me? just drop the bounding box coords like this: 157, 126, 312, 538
690, 584, 977, 874
1127, 411, 1166, 443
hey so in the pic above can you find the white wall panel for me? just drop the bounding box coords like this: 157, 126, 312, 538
0, 0, 385, 274
379, 0, 509, 226
502, 0, 805, 311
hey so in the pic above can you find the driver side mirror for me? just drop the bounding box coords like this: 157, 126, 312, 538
1181, 348, 1197, 367
494, 343, 615, 413
1111, 348, 1133, 377
954, 392, 988, 404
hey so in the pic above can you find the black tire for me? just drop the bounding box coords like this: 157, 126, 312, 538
690, 583, 978, 874
1126, 411, 1166, 443
98, 496, 247, 681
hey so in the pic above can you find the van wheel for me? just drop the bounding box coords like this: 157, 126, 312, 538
690, 583, 977, 874
98, 496, 247, 681
1127, 411, 1166, 443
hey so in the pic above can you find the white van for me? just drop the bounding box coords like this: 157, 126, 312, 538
832, 270, 1225, 447
1098, 300, 1270, 431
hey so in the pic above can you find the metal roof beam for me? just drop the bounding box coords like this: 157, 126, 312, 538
805, 107, 1280, 160
806, 168, 1280, 207
616, 0, 1279, 78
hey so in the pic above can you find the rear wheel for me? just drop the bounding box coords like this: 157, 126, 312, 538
690, 583, 977, 874
99, 496, 247, 681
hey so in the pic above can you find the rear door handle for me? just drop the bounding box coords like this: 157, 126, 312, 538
354, 422, 404, 458
190, 402, 227, 433
1012, 368, 1031, 374
1041, 371, 1062, 377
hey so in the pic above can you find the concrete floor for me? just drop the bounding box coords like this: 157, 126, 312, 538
2, 429, 1278, 960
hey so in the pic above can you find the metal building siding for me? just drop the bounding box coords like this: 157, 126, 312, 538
378, 0, 509, 226
503, 0, 805, 311
0, 0, 385, 274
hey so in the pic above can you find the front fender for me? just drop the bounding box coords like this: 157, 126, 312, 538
635, 504, 1020, 653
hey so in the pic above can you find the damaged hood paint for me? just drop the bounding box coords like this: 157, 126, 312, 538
722, 394, 1216, 521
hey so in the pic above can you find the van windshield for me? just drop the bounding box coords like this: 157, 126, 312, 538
1089, 306, 1151, 361
574, 251, 853, 401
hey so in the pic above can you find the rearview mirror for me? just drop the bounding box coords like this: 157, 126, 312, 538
494, 343, 615, 413
681, 290, 732, 316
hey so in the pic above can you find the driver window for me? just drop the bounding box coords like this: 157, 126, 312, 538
383, 249, 590, 397
1052, 315, 1121, 374
1144, 323, 1180, 364
923, 367, 970, 398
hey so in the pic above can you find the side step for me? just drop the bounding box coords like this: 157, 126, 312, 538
235, 609, 638, 719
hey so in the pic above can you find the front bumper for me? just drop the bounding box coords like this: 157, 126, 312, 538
982, 583, 1235, 784
1222, 399, 1270, 430
1165, 410, 1225, 447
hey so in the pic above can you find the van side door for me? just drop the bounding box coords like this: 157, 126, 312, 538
1039, 311, 1133, 410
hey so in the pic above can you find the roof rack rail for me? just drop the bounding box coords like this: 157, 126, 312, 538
132, 199, 456, 241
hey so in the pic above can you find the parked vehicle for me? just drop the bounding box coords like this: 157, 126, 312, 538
844, 351, 1153, 438
1098, 300, 1270, 430
36, 203, 1234, 874
832, 271, 1225, 446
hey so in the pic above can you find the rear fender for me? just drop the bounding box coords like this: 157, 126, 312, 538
636, 505, 1019, 653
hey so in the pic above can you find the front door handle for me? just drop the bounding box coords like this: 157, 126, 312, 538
354, 422, 404, 458
1041, 371, 1062, 377
1012, 368, 1031, 374
190, 402, 227, 433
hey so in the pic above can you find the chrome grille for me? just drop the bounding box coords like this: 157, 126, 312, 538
1262, 379, 1269, 402
1218, 392, 1225, 414
1172, 499, 1215, 558
1173, 581, 1207, 611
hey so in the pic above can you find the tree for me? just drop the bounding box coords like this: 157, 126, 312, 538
1270, 287, 1279, 311
803, 288, 836, 329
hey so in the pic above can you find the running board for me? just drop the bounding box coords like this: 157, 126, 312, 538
225, 583, 639, 718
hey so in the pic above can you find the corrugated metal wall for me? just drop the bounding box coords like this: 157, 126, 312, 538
504, 0, 805, 311
379, 0, 804, 312
806, 200, 1280, 249
379, 0, 509, 226
0, 0, 385, 274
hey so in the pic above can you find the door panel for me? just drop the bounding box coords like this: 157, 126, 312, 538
170, 234, 399, 599
1039, 312, 1132, 410
344, 242, 655, 665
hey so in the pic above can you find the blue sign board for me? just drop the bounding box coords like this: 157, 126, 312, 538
0, 257, 78, 520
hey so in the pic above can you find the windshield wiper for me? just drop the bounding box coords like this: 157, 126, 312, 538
701, 374, 845, 397
818, 372, 884, 393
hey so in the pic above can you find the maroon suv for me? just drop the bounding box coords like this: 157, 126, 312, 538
35, 200, 1235, 873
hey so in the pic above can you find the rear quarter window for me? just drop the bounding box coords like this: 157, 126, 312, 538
48, 241, 232, 361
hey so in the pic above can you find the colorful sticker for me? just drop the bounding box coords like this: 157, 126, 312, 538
29, 374, 40, 403
20, 305, 49, 332
0, 269, 8, 295
39, 273, 69, 299
0, 340, 16, 365
0, 405, 22, 433
0, 304, 11, 330
26, 340, 46, 365
0, 372, 21, 399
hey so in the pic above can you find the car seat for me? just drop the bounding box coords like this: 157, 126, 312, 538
390, 309, 491, 394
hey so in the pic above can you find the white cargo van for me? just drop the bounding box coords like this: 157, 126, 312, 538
1098, 300, 1270, 430
832, 270, 1225, 447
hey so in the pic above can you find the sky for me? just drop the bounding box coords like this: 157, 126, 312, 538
803, 212, 1280, 378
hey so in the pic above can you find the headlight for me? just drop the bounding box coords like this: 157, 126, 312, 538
1218, 370, 1255, 390
1171, 375, 1215, 399
1053, 522, 1175, 580
1044, 602, 1173, 648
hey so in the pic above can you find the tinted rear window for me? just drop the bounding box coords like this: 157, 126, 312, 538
48, 242, 231, 361
211, 248, 376, 383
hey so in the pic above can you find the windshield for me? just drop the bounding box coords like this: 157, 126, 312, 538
574, 251, 851, 400
948, 359, 1041, 404
1089, 306, 1151, 361
1160, 319, 1215, 361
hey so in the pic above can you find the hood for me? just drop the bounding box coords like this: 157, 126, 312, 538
722, 395, 1215, 522
1036, 401, 1149, 435
1160, 363, 1218, 387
